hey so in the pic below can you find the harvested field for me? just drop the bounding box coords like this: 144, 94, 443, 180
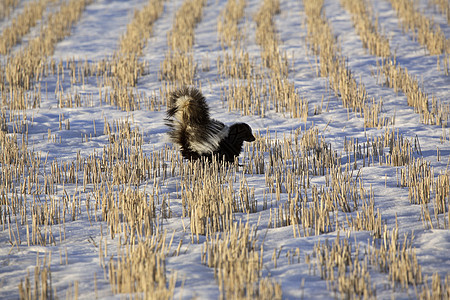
0, 0, 449, 299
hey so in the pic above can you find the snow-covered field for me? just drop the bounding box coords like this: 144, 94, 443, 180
1, 0, 449, 299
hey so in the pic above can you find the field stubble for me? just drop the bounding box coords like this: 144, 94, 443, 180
0, 0, 449, 299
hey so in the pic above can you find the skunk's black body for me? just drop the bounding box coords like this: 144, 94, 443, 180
166, 87, 255, 163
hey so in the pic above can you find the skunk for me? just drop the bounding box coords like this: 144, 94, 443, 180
166, 87, 255, 162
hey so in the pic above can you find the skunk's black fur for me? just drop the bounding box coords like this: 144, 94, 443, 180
166, 87, 255, 162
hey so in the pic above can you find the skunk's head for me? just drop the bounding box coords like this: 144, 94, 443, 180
215, 123, 255, 162
229, 123, 255, 143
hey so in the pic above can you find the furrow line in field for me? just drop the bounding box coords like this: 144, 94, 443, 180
160, 0, 208, 85
430, 0, 450, 24
47, 0, 169, 111
0, 0, 19, 20
108, 0, 165, 89
1, 0, 95, 109
340, 0, 449, 126
387, 0, 449, 55
218, 0, 308, 119
0, 0, 49, 55
303, 0, 387, 128
340, 0, 391, 58
91, 0, 166, 111
217, 0, 246, 49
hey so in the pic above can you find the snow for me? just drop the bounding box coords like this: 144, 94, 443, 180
1, 0, 449, 299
